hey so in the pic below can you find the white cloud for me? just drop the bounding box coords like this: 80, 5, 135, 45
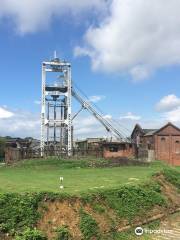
120, 112, 141, 121
0, 107, 14, 119
130, 66, 150, 82
73, 114, 106, 138
1, 106, 175, 140
0, 0, 106, 34
0, 108, 39, 138
89, 95, 106, 103
156, 94, 180, 112
103, 114, 112, 119
4, 103, 180, 141
34, 100, 41, 105
75, 0, 180, 80
0, 106, 115, 139
74, 111, 142, 139
155, 94, 180, 124
163, 108, 180, 123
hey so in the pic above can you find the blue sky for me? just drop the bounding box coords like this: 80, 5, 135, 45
1, 0, 180, 139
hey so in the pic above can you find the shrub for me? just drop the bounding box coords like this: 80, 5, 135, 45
0, 193, 43, 233
15, 228, 47, 240
163, 168, 180, 189
102, 183, 166, 221
92, 204, 105, 214
80, 209, 100, 240
55, 225, 71, 240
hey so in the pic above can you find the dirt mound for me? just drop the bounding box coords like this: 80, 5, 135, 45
37, 199, 118, 239
37, 200, 82, 240
37, 174, 180, 239
151, 212, 180, 240
0, 233, 12, 240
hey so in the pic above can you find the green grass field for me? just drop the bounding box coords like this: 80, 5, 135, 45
0, 158, 179, 240
0, 158, 177, 194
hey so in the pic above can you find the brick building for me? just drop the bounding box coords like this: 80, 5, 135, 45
131, 122, 180, 166
102, 142, 133, 159
75, 138, 133, 159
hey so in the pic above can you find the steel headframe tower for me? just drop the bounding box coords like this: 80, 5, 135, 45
41, 55, 72, 157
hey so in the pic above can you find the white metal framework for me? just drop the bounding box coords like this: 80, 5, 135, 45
41, 56, 72, 156
41, 55, 129, 157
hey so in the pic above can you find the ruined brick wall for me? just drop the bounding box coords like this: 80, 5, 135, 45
5, 147, 22, 164
137, 146, 155, 162
103, 145, 134, 159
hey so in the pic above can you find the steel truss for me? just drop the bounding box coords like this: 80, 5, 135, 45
41, 55, 127, 157
41, 57, 72, 157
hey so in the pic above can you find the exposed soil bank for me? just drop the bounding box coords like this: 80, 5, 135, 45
37, 174, 180, 239
0, 169, 179, 240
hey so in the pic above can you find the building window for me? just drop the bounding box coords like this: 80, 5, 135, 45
161, 137, 166, 141
119, 144, 126, 150
175, 140, 180, 144
109, 146, 118, 152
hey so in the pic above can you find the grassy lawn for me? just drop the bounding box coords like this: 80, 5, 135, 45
0, 158, 178, 194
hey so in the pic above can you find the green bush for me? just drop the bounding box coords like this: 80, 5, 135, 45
0, 193, 43, 233
101, 182, 166, 221
55, 225, 71, 240
80, 180, 166, 222
15, 228, 47, 240
145, 220, 160, 230
80, 210, 100, 240
92, 204, 106, 214
163, 168, 180, 189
